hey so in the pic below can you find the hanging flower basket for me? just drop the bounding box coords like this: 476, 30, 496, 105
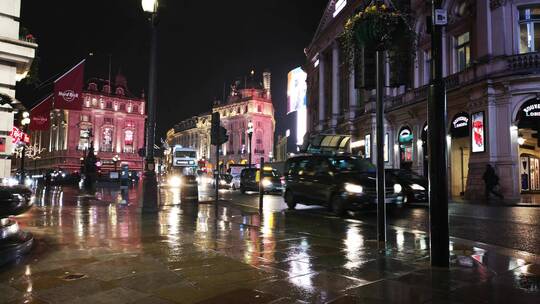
342, 2, 416, 60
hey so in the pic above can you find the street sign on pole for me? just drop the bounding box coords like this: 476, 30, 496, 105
429, 0, 450, 268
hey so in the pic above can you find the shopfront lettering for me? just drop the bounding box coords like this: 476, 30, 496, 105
523, 103, 540, 117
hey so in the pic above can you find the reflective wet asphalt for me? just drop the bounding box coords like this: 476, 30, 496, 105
0, 185, 538, 303
210, 187, 540, 255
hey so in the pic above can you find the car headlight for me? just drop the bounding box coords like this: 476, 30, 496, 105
262, 179, 273, 187
169, 176, 182, 188
345, 183, 363, 194
394, 184, 403, 194
411, 184, 425, 191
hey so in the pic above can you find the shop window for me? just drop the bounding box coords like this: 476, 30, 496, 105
455, 32, 470, 72
101, 127, 114, 152
519, 6, 540, 53
124, 130, 134, 153
398, 127, 414, 169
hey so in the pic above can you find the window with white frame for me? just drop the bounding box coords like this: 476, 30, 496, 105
519, 6, 540, 53
423, 49, 432, 85
124, 130, 134, 153
101, 127, 114, 152
455, 32, 470, 72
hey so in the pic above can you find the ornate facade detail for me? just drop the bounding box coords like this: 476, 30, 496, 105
490, 0, 506, 10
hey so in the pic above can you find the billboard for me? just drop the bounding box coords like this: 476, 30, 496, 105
287, 67, 307, 145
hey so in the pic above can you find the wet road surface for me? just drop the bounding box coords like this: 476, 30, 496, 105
207, 186, 540, 255
0, 185, 538, 303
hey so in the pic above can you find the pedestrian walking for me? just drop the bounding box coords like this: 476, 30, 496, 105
483, 164, 504, 200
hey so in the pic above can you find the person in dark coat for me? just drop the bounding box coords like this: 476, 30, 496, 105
483, 164, 504, 200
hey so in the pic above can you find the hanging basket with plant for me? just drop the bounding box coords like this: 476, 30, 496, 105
342, 1, 417, 86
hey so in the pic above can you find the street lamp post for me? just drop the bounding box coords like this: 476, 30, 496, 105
142, 0, 159, 212
20, 111, 30, 184
113, 155, 120, 173
247, 121, 254, 168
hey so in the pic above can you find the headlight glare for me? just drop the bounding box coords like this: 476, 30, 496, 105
169, 176, 182, 188
394, 184, 403, 193
411, 184, 425, 191
345, 183, 363, 194
262, 179, 273, 187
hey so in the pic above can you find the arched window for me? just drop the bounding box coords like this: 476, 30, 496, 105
101, 127, 114, 152
124, 130, 134, 153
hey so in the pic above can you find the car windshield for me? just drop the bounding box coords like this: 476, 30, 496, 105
329, 157, 376, 173
175, 151, 196, 158
263, 170, 278, 177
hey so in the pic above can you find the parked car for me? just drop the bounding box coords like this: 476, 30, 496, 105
283, 155, 403, 215
240, 167, 283, 194
386, 169, 428, 204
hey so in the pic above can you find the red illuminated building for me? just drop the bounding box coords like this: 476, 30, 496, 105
27, 73, 146, 175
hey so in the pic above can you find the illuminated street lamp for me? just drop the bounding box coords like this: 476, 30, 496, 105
247, 121, 254, 168
19, 111, 30, 183
112, 155, 120, 172
141, 0, 159, 212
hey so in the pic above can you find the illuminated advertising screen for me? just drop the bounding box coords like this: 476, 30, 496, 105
471, 112, 485, 153
287, 67, 308, 145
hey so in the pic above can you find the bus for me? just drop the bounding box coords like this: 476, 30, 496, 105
167, 146, 198, 187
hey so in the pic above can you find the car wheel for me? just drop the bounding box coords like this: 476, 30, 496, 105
232, 184, 237, 190
331, 194, 346, 216
240, 186, 246, 194
284, 190, 297, 210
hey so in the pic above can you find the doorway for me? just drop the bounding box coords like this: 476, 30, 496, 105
450, 112, 470, 197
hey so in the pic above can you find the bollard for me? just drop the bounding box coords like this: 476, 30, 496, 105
259, 157, 264, 211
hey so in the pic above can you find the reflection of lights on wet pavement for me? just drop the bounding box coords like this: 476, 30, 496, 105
396, 228, 405, 250
343, 226, 364, 267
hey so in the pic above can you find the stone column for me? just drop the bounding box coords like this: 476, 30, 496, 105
475, 0, 492, 59
318, 54, 326, 131
349, 68, 357, 122
332, 42, 340, 130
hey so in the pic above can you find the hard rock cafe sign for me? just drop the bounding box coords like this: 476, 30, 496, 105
58, 90, 79, 102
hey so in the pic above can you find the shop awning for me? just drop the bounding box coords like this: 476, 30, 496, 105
301, 134, 351, 154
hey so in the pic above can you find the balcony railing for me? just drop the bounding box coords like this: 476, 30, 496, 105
385, 53, 540, 111
508, 52, 540, 70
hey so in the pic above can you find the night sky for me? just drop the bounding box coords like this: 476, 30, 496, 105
19, 0, 328, 139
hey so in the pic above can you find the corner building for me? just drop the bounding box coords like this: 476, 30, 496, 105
166, 71, 275, 170
29, 75, 146, 175
306, 0, 540, 200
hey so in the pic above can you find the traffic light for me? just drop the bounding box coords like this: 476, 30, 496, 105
211, 112, 220, 146
218, 126, 228, 145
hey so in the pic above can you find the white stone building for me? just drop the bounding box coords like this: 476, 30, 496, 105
0, 0, 37, 179
306, 0, 540, 200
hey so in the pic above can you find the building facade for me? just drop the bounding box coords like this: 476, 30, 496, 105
306, 0, 540, 200
0, 0, 37, 179
166, 71, 275, 171
28, 75, 146, 175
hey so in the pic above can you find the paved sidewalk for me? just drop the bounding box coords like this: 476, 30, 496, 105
0, 188, 538, 303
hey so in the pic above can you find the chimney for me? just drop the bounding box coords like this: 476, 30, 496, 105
263, 70, 271, 99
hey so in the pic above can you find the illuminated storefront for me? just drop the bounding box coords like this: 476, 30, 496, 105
517, 99, 540, 193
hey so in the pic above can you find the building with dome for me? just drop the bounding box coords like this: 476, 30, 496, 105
27, 73, 146, 176
166, 70, 275, 171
